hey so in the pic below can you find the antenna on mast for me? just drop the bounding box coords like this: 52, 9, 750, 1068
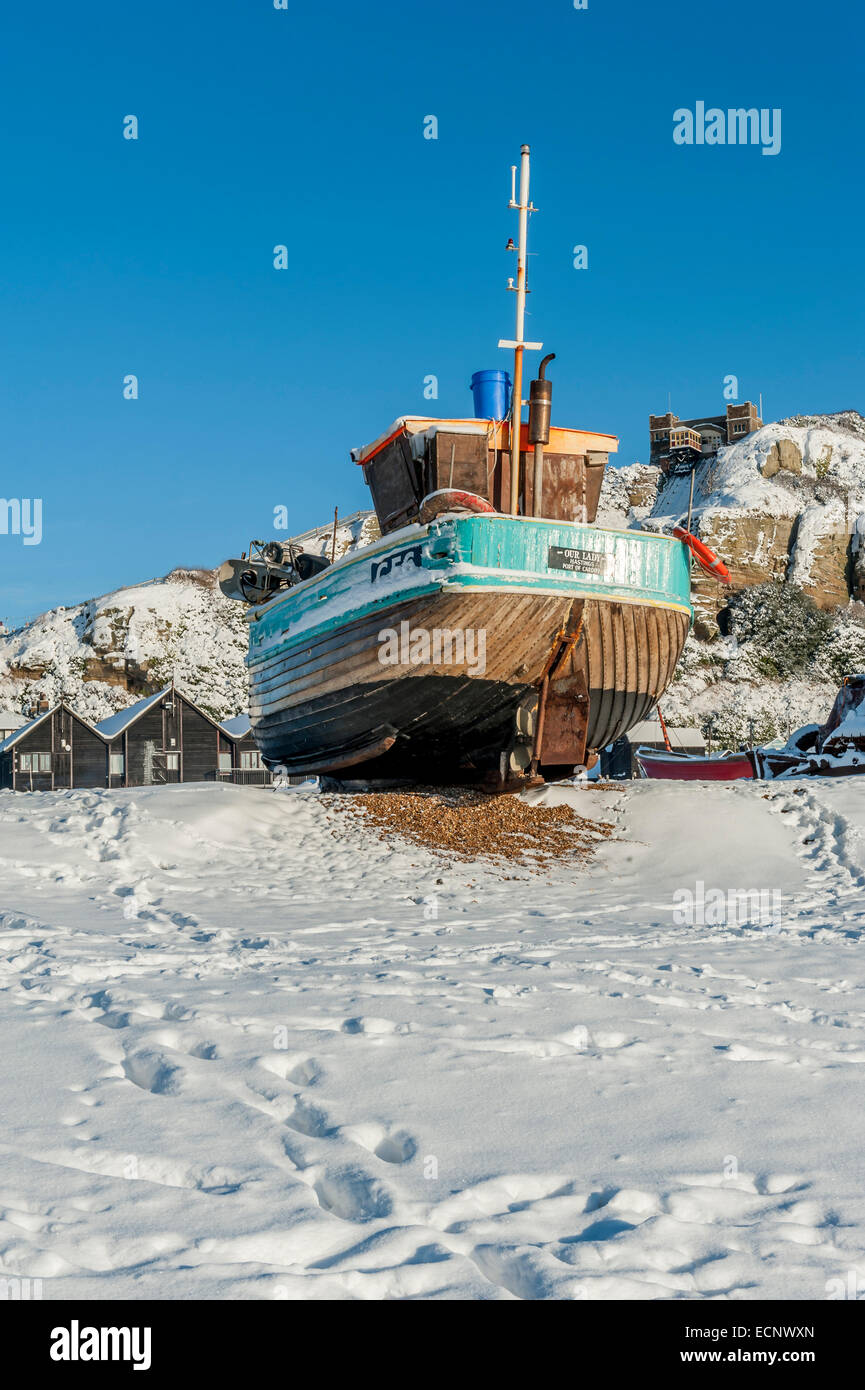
498, 145, 542, 515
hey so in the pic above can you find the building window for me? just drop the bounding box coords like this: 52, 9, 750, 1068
240, 750, 262, 770
218, 751, 232, 772
110, 753, 125, 776
165, 752, 180, 771
20, 752, 51, 772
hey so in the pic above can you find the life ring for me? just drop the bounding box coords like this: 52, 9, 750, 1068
672, 526, 731, 583
419, 490, 497, 524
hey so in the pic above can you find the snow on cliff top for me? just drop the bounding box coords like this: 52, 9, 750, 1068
649, 415, 865, 528
0, 568, 249, 724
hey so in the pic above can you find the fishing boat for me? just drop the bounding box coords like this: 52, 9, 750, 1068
219, 146, 695, 788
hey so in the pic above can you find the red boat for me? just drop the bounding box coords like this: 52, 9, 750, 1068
635, 747, 755, 781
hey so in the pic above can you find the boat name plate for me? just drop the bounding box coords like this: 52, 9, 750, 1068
547, 545, 609, 576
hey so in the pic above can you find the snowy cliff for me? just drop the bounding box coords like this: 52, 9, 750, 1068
0, 512, 380, 725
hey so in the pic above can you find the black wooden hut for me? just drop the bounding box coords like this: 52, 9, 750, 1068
0, 702, 107, 791
96, 686, 265, 787
0, 686, 269, 791
216, 714, 269, 783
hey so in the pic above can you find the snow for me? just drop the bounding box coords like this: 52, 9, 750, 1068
283, 511, 379, 563
353, 418, 491, 465
625, 719, 706, 750
0, 570, 249, 728
0, 712, 27, 733
220, 714, 251, 738
595, 462, 660, 530
649, 420, 865, 533
825, 707, 865, 744
2, 777, 865, 1299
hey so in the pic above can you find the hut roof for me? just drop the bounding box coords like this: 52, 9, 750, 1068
0, 690, 255, 756
220, 714, 251, 739
0, 703, 105, 754
96, 688, 171, 740
0, 708, 54, 754
625, 720, 706, 750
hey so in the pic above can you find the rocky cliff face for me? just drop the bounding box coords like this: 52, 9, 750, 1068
596, 412, 865, 745
646, 414, 865, 614
595, 462, 661, 528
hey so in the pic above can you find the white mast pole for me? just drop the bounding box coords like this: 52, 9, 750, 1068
509, 145, 531, 516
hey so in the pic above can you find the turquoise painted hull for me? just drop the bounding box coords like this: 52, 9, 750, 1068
245, 515, 692, 779
249, 516, 691, 660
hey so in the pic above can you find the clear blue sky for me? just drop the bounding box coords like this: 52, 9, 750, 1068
1, 0, 862, 624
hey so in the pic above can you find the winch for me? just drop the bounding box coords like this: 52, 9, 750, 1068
217, 539, 330, 605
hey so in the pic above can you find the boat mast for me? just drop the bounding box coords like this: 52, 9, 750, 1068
499, 144, 542, 515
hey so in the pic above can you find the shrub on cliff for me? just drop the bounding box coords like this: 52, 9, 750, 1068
811, 603, 865, 685
725, 582, 832, 678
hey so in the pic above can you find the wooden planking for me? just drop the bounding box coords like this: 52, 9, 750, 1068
574, 601, 689, 751
251, 590, 570, 695
250, 595, 688, 745
248, 584, 690, 774
249, 591, 573, 716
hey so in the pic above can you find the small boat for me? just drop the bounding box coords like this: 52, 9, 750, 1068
219, 147, 697, 788
635, 747, 754, 781
752, 674, 865, 778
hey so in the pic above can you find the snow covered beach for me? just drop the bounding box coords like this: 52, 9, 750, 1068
1, 779, 864, 1301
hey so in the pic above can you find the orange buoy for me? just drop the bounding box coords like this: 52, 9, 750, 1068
672, 526, 731, 584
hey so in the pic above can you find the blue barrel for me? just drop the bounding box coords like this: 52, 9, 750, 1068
470, 369, 511, 420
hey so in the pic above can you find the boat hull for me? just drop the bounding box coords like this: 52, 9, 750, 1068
636, 748, 755, 781
751, 749, 865, 779
245, 515, 692, 780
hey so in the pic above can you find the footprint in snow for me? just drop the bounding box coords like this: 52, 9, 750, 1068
339, 1121, 417, 1165
341, 1016, 400, 1036
258, 1053, 321, 1085
121, 1049, 185, 1096
312, 1167, 393, 1222
286, 1100, 333, 1138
